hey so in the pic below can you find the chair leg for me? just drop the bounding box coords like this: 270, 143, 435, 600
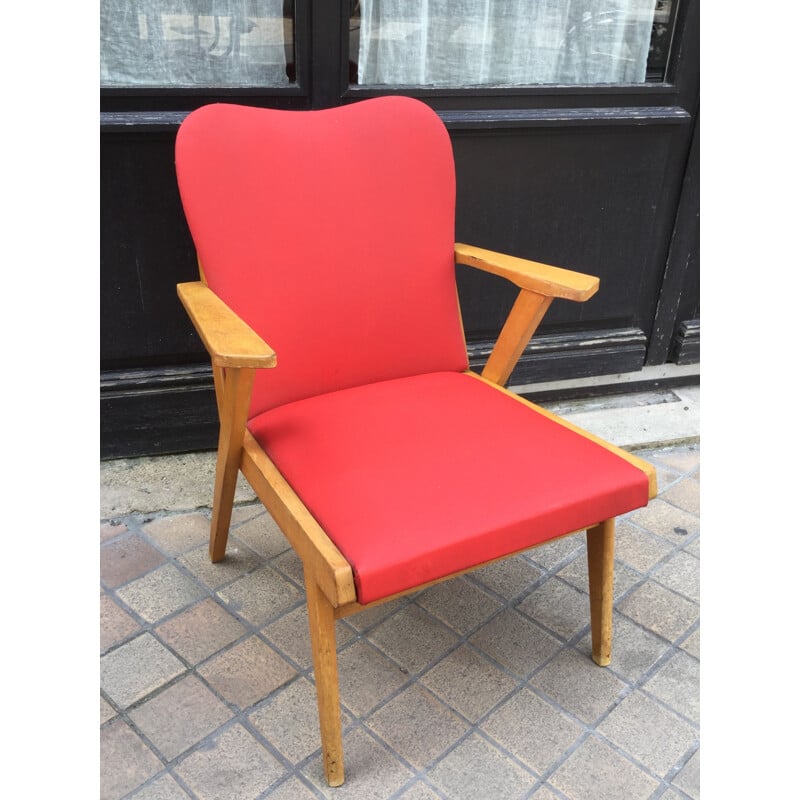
586, 518, 615, 666
209, 368, 254, 562
304, 564, 345, 787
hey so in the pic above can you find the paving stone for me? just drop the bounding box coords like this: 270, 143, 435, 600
550, 735, 659, 800
101, 695, 117, 725
482, 687, 583, 774
684, 537, 700, 557
420, 644, 518, 722
262, 604, 354, 670
672, 748, 700, 799
469, 608, 562, 678
680, 625, 700, 658
613, 519, 676, 573
469, 555, 544, 599
175, 724, 284, 800
517, 578, 589, 640
142, 513, 210, 555
249, 677, 351, 765
528, 535, 586, 571
129, 773, 192, 799
627, 499, 699, 543
198, 636, 297, 711
528, 650, 627, 725
101, 520, 128, 543
369, 605, 459, 674
336, 641, 409, 717
643, 649, 700, 725
101, 591, 141, 653
262, 777, 320, 800
652, 550, 700, 604
367, 684, 469, 769
179, 539, 264, 590
617, 581, 699, 641
597, 690, 698, 777
116, 564, 207, 624
216, 566, 302, 627
576, 613, 670, 684
303, 727, 414, 799
395, 782, 445, 800
662, 476, 700, 514
556, 555, 642, 601
155, 597, 248, 666
427, 733, 535, 800
101, 533, 166, 589
100, 719, 163, 800
101, 633, 186, 709
415, 576, 503, 635
230, 504, 266, 526
269, 547, 306, 587
342, 596, 409, 633
129, 675, 233, 761
529, 787, 561, 800
230, 511, 291, 559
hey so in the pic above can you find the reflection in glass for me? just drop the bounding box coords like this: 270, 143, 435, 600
101, 1, 295, 88
350, 0, 676, 87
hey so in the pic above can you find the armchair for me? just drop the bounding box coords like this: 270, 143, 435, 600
175, 96, 656, 787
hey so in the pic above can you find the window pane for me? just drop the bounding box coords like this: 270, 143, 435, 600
350, 0, 676, 87
101, 1, 295, 88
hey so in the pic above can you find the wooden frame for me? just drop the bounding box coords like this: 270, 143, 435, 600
177, 244, 657, 787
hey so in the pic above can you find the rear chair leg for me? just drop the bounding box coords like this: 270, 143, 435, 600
209, 368, 254, 562
304, 564, 345, 787
586, 518, 615, 666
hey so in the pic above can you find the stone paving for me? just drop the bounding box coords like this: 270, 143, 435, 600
100, 443, 699, 800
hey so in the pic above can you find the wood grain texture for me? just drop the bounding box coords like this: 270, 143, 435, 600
455, 243, 599, 301
177, 281, 277, 369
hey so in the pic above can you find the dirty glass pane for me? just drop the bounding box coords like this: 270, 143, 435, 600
350, 0, 677, 87
101, 1, 295, 87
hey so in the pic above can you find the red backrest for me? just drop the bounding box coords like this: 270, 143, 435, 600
175, 97, 469, 416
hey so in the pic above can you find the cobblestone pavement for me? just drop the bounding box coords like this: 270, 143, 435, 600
100, 443, 699, 800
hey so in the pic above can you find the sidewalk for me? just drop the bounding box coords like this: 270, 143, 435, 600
100, 384, 699, 800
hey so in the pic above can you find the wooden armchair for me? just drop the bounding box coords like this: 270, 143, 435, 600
175, 96, 656, 787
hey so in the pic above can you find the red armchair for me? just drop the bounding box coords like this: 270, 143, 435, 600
175, 96, 656, 786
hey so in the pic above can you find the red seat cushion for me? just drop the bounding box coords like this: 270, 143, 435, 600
248, 371, 650, 604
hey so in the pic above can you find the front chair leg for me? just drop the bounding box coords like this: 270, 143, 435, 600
304, 564, 345, 787
586, 518, 615, 666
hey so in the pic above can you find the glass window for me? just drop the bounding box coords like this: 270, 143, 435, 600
101, 1, 295, 88
349, 0, 677, 87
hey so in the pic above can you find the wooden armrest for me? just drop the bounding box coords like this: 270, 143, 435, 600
177, 281, 277, 369
455, 243, 599, 302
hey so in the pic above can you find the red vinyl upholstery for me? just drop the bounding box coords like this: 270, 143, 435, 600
175, 97, 468, 417
249, 371, 650, 604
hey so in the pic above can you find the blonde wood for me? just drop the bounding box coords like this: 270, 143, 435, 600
481, 290, 552, 386
209, 368, 255, 562
455, 243, 600, 301
586, 519, 615, 666
465, 371, 658, 499
210, 364, 226, 421
240, 432, 357, 608
177, 281, 277, 369
304, 564, 345, 787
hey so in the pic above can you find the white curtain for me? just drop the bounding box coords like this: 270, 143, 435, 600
357, 0, 657, 86
100, 0, 290, 87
